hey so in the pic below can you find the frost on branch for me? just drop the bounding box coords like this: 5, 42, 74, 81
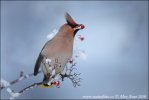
1, 58, 81, 99
0, 79, 10, 89
47, 29, 58, 40
7, 88, 21, 99
0, 70, 42, 90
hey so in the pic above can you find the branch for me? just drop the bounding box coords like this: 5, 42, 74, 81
18, 82, 43, 94
6, 82, 43, 99
60, 62, 82, 87
1, 60, 82, 99
1, 70, 42, 90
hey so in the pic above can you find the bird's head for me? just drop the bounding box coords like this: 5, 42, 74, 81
65, 12, 85, 36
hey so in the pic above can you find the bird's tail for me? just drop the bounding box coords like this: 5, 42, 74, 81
34, 54, 43, 76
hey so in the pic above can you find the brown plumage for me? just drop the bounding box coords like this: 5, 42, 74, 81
34, 13, 85, 84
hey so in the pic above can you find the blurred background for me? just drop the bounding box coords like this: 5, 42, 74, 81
1, 1, 148, 99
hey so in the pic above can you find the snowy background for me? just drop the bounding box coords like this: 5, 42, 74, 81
1, 1, 148, 99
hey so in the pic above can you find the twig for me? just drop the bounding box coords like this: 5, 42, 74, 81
18, 82, 43, 94
1, 60, 81, 99
60, 62, 82, 87
1, 71, 42, 90
6, 82, 43, 99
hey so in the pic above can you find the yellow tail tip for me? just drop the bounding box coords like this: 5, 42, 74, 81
40, 84, 54, 88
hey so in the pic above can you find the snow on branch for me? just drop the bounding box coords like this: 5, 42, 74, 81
1, 79, 10, 90
1, 60, 81, 99
0, 71, 42, 90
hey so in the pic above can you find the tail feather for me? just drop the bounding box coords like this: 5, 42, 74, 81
34, 54, 43, 76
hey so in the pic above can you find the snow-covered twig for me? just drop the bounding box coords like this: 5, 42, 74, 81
2, 59, 81, 99
6, 82, 42, 99
18, 82, 43, 94
1, 79, 10, 90
18, 61, 82, 95
1, 71, 42, 90
7, 88, 21, 99
47, 29, 58, 40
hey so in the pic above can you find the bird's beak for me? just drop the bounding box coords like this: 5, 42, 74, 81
74, 24, 85, 30
80, 24, 85, 29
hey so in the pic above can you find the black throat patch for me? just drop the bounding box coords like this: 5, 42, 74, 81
67, 23, 79, 37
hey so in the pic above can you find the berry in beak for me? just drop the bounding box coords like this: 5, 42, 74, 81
80, 24, 85, 29
74, 24, 85, 30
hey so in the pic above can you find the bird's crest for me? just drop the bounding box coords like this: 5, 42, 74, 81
65, 12, 78, 27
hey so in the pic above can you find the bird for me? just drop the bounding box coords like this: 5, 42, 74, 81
34, 12, 85, 86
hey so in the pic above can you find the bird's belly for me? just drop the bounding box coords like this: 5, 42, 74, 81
41, 37, 74, 78
41, 54, 70, 80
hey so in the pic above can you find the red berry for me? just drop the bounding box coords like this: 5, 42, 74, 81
53, 81, 57, 85
79, 37, 84, 41
57, 81, 60, 86
81, 25, 85, 29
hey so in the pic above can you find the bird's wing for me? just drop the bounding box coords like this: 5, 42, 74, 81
34, 54, 43, 76
65, 12, 78, 27
34, 40, 51, 76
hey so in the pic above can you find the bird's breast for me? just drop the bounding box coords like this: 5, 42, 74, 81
42, 37, 73, 56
